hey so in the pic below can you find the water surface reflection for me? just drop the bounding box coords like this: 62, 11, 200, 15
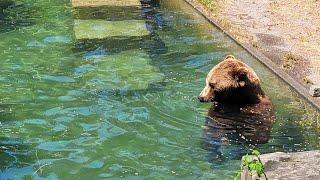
0, 0, 319, 179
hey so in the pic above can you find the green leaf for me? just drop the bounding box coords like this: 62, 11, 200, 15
233, 171, 241, 180
243, 155, 250, 163
252, 150, 261, 156
248, 162, 256, 171
238, 150, 268, 180
255, 162, 264, 176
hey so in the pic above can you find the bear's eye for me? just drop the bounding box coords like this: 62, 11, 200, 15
209, 83, 215, 88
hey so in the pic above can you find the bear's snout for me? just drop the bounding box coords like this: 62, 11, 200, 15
198, 96, 214, 102
198, 96, 206, 102
198, 95, 214, 103
198, 86, 214, 103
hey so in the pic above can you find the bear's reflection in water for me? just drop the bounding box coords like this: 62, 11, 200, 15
202, 103, 274, 163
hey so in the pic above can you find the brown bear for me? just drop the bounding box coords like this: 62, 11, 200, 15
198, 55, 274, 161
198, 55, 268, 105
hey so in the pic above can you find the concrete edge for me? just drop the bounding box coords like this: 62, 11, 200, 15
184, 0, 320, 111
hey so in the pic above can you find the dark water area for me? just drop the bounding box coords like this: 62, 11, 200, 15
0, 0, 319, 179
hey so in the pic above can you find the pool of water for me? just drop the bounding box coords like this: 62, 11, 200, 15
0, 0, 319, 179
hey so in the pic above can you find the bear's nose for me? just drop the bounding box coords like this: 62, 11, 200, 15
198, 96, 205, 102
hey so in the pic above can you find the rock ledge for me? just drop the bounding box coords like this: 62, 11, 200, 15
242, 150, 320, 180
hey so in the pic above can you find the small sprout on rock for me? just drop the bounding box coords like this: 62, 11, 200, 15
234, 150, 268, 180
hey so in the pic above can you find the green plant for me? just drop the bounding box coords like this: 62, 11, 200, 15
234, 150, 268, 180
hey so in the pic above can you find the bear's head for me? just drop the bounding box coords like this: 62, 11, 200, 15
198, 55, 264, 104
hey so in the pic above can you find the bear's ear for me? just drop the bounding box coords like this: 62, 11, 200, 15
224, 55, 235, 60
233, 67, 249, 87
234, 67, 259, 87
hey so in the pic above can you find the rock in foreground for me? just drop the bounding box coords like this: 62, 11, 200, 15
242, 151, 320, 180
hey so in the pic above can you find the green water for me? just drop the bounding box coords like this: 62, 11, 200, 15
0, 0, 319, 179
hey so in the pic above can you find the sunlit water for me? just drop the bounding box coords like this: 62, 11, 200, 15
0, 0, 319, 179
